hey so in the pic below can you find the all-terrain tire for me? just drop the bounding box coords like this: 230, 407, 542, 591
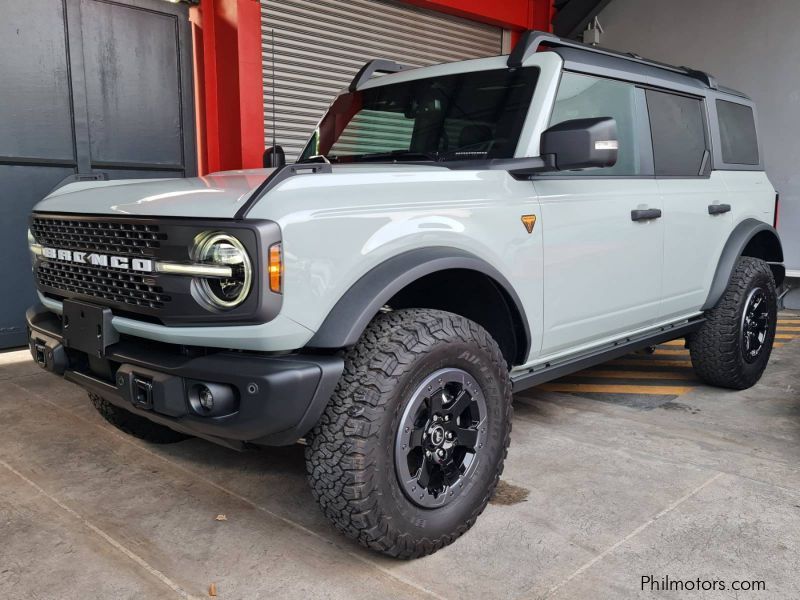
90, 393, 190, 444
688, 256, 777, 390
305, 309, 513, 559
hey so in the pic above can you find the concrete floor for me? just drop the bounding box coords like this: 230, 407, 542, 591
1, 335, 799, 600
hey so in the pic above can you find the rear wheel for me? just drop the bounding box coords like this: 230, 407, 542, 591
305, 309, 512, 558
688, 256, 777, 389
90, 393, 189, 444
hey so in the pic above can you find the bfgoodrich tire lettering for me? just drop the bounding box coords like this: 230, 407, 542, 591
688, 257, 777, 390
305, 309, 513, 559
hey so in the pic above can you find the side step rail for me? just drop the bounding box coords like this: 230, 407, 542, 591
511, 319, 704, 392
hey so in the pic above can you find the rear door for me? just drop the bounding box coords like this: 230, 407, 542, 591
534, 73, 663, 356
647, 90, 731, 321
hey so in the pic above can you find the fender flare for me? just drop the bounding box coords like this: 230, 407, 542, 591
306, 247, 531, 357
702, 219, 784, 310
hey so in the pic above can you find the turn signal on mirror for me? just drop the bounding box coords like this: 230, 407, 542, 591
268, 243, 283, 293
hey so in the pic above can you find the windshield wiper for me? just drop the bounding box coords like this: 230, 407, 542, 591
338, 150, 441, 163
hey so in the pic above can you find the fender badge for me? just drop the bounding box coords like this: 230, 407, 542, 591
521, 215, 537, 234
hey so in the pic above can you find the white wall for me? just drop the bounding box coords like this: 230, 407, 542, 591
597, 0, 800, 269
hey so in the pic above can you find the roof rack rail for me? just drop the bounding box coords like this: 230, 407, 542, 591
508, 30, 718, 90
349, 59, 409, 92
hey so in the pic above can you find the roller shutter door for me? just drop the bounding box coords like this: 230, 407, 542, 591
261, 0, 504, 160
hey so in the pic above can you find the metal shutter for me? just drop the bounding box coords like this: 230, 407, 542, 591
261, 0, 504, 160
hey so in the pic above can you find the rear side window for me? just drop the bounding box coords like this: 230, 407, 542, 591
716, 100, 759, 165
646, 90, 708, 176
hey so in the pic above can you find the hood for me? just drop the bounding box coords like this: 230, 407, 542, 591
34, 169, 275, 219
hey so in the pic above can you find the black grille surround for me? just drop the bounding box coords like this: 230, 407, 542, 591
30, 213, 282, 326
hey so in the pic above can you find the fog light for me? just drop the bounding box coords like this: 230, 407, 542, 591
198, 386, 214, 411
187, 381, 238, 417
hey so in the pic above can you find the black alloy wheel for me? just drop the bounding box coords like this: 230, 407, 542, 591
394, 368, 487, 508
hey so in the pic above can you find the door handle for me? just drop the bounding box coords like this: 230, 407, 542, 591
631, 208, 662, 221
708, 203, 731, 215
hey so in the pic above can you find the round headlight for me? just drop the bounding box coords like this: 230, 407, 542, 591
193, 232, 253, 309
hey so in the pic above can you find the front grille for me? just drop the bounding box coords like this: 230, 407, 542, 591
37, 261, 171, 309
31, 216, 166, 256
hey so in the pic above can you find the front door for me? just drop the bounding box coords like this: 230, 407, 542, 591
534, 73, 663, 356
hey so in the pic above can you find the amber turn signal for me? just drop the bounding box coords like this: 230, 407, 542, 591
268, 243, 283, 293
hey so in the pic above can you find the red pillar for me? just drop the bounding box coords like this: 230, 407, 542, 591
191, 0, 264, 175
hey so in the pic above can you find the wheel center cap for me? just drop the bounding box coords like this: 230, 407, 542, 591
430, 425, 445, 447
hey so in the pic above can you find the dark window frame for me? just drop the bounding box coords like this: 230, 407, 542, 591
645, 88, 712, 179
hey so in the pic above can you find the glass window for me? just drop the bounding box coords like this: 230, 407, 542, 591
646, 90, 709, 176
716, 100, 759, 165
548, 73, 643, 176
300, 67, 539, 163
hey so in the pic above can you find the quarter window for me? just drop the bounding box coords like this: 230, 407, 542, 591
646, 90, 709, 176
548, 73, 644, 176
716, 100, 759, 165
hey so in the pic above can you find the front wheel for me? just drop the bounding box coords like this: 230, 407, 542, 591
305, 309, 512, 558
688, 256, 777, 389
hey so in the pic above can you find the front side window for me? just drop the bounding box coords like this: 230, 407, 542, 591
716, 100, 759, 165
300, 67, 539, 163
548, 72, 644, 176
646, 90, 709, 176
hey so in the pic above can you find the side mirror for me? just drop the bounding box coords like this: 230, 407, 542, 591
263, 145, 286, 169
540, 117, 618, 171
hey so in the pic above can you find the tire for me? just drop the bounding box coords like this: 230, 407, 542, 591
90, 393, 190, 444
305, 309, 513, 559
688, 256, 777, 390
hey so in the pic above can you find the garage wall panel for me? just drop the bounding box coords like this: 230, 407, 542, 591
81, 0, 184, 169
261, 0, 504, 159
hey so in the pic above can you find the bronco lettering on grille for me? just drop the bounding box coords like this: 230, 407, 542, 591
42, 247, 154, 273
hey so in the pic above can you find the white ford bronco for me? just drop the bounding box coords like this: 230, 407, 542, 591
27, 31, 783, 558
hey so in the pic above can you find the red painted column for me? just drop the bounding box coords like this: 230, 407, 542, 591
191, 0, 264, 175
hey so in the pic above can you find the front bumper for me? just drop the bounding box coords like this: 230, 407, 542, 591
26, 304, 343, 448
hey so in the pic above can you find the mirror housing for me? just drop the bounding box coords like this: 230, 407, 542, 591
540, 117, 618, 171
263, 145, 286, 169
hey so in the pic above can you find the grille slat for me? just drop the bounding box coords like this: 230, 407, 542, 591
31, 216, 172, 310
37, 262, 171, 309
31, 217, 166, 255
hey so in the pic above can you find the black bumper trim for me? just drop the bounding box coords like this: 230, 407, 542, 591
26, 304, 343, 448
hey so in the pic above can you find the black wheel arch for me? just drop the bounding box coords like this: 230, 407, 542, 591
703, 219, 784, 311
306, 247, 531, 366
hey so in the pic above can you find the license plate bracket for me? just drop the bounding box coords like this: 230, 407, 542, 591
62, 300, 119, 358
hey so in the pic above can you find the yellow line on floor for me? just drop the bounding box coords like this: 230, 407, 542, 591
660, 339, 686, 346
778, 320, 800, 325
777, 326, 800, 332
570, 369, 697, 381
654, 348, 690, 355
775, 334, 796, 340
538, 382, 694, 395
612, 358, 694, 368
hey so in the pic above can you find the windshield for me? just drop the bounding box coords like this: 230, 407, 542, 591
299, 67, 539, 164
